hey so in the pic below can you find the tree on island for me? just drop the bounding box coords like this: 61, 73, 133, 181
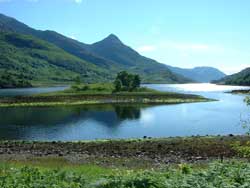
113, 71, 141, 92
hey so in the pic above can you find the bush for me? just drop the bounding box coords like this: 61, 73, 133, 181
0, 72, 32, 88
0, 166, 86, 188
2, 162, 250, 187
113, 71, 141, 92
94, 162, 250, 188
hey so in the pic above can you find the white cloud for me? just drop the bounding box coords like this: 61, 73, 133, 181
69, 35, 77, 40
137, 45, 156, 53
172, 43, 210, 51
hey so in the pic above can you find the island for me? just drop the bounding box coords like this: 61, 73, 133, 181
230, 89, 250, 94
0, 72, 213, 107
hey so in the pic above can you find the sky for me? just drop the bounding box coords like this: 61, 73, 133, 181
0, 0, 250, 74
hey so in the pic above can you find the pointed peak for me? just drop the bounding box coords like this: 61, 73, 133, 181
102, 33, 122, 44
107, 33, 119, 39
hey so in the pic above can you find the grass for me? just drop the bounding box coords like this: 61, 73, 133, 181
0, 83, 214, 107
2, 158, 115, 180
1, 136, 250, 187
1, 160, 250, 187
40, 83, 158, 96
0, 98, 211, 107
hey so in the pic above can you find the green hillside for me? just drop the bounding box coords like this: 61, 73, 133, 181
0, 13, 192, 85
88, 34, 192, 83
214, 68, 250, 86
0, 31, 111, 88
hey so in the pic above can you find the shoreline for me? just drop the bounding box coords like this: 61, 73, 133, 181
229, 89, 250, 94
0, 135, 247, 167
0, 92, 213, 107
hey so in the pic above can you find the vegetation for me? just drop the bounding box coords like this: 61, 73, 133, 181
0, 90, 210, 107
0, 77, 211, 107
96, 161, 250, 188
0, 136, 250, 187
0, 71, 211, 107
214, 67, 250, 86
69, 81, 153, 94
230, 90, 250, 94
70, 83, 115, 93
1, 160, 250, 187
0, 135, 249, 187
245, 96, 250, 105
0, 71, 32, 88
230, 97, 250, 159
0, 13, 192, 85
113, 71, 141, 92
231, 141, 250, 158
0, 31, 112, 88
86, 34, 192, 83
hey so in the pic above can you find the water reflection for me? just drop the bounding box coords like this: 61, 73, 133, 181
0, 84, 249, 141
0, 104, 144, 140
115, 106, 141, 120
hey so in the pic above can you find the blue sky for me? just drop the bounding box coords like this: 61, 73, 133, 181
0, 0, 249, 74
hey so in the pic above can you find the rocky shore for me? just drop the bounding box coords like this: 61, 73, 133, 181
0, 136, 248, 168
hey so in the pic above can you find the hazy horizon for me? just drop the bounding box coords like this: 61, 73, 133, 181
0, 0, 249, 74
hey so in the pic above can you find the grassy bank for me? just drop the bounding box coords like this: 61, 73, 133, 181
0, 83, 213, 107
1, 136, 250, 187
0, 160, 250, 188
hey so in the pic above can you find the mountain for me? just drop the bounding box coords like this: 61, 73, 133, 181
0, 13, 191, 84
0, 13, 119, 70
86, 34, 192, 83
213, 68, 250, 86
167, 66, 226, 83
0, 31, 111, 88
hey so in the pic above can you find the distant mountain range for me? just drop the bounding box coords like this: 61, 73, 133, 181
0, 13, 226, 86
167, 66, 226, 83
213, 68, 250, 86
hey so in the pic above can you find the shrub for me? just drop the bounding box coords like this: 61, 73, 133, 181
113, 71, 141, 92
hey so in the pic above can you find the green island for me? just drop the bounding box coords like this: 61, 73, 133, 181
1, 136, 250, 187
230, 89, 250, 95
0, 72, 213, 107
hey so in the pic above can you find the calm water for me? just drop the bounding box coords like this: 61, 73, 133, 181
0, 84, 249, 141
0, 86, 68, 97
